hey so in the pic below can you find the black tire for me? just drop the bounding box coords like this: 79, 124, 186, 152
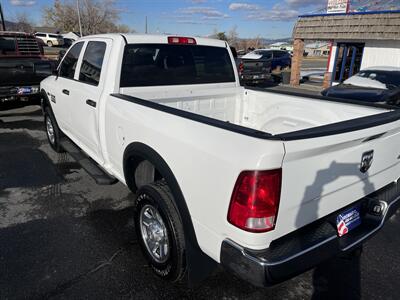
47, 41, 53, 47
44, 106, 64, 153
134, 180, 186, 282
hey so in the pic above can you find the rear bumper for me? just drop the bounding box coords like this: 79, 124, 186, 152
220, 180, 400, 287
0, 85, 40, 102
240, 73, 270, 82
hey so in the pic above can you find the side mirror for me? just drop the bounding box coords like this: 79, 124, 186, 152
59, 49, 66, 58
57, 49, 66, 65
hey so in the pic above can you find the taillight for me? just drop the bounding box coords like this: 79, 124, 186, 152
239, 62, 244, 75
228, 169, 282, 233
168, 36, 197, 45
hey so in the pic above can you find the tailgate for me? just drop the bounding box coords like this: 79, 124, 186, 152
275, 113, 400, 237
241, 59, 270, 74
0, 59, 53, 87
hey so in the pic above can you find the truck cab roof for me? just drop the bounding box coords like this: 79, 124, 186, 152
78, 33, 229, 48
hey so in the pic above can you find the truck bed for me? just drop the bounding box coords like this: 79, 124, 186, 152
120, 85, 390, 136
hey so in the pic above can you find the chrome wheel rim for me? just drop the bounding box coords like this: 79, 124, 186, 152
46, 116, 55, 145
139, 204, 170, 263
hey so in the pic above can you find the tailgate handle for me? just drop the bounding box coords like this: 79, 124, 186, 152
86, 99, 96, 108
62, 89, 70, 96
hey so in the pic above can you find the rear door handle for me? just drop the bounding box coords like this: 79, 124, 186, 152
62, 89, 69, 95
86, 99, 96, 108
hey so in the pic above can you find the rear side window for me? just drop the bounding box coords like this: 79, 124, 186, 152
79, 41, 106, 86
120, 44, 235, 87
261, 52, 272, 59
59, 42, 84, 79
273, 51, 287, 58
35, 33, 45, 37
254, 50, 272, 59
0, 37, 16, 54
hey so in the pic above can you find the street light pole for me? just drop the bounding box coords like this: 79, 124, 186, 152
0, 2, 6, 31
77, 0, 83, 36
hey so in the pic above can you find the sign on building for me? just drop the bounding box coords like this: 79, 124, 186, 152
327, 0, 349, 14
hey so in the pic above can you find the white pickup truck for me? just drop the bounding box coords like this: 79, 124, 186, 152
40, 34, 400, 287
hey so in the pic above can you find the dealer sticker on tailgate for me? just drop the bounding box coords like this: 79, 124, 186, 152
336, 205, 361, 237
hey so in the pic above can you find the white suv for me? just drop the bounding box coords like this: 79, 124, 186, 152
34, 32, 64, 47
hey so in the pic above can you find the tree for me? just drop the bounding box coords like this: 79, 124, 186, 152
43, 0, 132, 35
227, 26, 239, 47
216, 32, 227, 41
12, 12, 34, 33
209, 26, 240, 48
209, 28, 228, 41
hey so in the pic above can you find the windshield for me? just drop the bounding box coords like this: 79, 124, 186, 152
344, 70, 400, 90
120, 44, 235, 87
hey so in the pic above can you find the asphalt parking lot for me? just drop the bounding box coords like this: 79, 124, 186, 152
1, 104, 400, 300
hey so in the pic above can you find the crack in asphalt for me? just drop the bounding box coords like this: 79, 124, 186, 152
35, 249, 124, 300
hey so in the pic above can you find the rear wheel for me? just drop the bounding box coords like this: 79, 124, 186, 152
134, 180, 186, 281
44, 107, 64, 153
47, 41, 53, 47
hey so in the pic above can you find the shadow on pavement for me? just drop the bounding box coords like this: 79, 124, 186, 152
0, 207, 274, 300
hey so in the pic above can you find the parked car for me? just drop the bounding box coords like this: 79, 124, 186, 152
40, 34, 400, 287
238, 49, 291, 85
322, 67, 400, 106
0, 31, 54, 108
34, 32, 64, 47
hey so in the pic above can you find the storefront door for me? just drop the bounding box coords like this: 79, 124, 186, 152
332, 43, 364, 83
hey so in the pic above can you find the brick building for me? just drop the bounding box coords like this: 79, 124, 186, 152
290, 10, 400, 88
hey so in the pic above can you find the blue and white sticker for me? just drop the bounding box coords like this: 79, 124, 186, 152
17, 87, 33, 95
336, 205, 361, 237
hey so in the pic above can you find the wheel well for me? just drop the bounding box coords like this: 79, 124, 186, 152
123, 142, 217, 284
123, 154, 162, 193
40, 89, 49, 108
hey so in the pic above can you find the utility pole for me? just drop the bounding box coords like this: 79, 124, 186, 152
145, 16, 147, 34
77, 0, 83, 37
0, 2, 6, 31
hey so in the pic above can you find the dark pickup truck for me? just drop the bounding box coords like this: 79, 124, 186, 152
0, 31, 54, 108
238, 49, 291, 85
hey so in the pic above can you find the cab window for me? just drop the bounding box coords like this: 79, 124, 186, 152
79, 41, 106, 86
0, 37, 16, 54
59, 42, 84, 79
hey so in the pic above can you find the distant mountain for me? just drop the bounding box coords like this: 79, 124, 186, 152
260, 38, 293, 45
2, 20, 16, 29
1, 20, 35, 33
2, 20, 21, 31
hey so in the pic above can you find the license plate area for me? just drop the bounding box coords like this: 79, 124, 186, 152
17, 87, 33, 95
336, 204, 362, 237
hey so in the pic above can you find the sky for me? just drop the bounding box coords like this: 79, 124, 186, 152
0, 0, 348, 38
